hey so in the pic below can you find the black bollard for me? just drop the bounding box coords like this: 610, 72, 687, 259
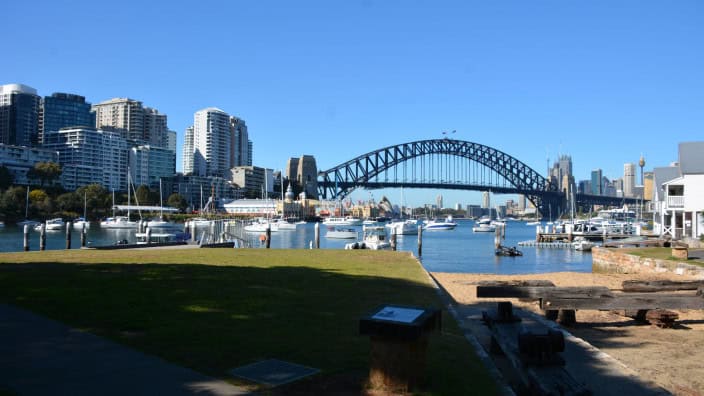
417, 225, 423, 257
390, 230, 397, 251
81, 223, 86, 247
265, 225, 271, 249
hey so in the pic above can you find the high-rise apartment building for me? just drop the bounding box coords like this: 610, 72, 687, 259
92, 98, 168, 147
182, 108, 253, 178
129, 145, 176, 188
192, 107, 231, 177
230, 117, 249, 167
39, 92, 94, 144
43, 128, 129, 191
166, 130, 177, 153
0, 84, 41, 146
590, 169, 602, 195
0, 144, 59, 185
623, 163, 636, 198
182, 126, 194, 174
436, 194, 443, 209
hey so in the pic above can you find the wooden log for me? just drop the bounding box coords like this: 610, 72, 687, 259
645, 310, 679, 328
622, 280, 704, 293
483, 311, 588, 395
557, 310, 577, 326
537, 286, 614, 300
541, 292, 704, 311
476, 280, 556, 298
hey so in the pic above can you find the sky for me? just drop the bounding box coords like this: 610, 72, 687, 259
4, 1, 703, 207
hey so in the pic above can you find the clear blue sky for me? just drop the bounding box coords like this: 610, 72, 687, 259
5, 1, 702, 207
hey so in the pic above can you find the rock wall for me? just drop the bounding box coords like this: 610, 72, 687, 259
592, 247, 704, 277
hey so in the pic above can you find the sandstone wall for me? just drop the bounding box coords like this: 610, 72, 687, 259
592, 247, 704, 277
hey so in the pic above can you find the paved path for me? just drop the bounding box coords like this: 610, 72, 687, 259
0, 304, 252, 396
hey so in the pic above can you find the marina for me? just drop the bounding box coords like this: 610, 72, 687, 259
0, 219, 595, 274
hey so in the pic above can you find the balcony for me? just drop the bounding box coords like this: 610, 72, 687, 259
667, 195, 685, 208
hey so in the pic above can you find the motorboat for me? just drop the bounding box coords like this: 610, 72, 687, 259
323, 216, 364, 226
423, 216, 457, 231
17, 219, 41, 227
271, 217, 299, 231
345, 226, 391, 250
185, 217, 211, 228
72, 217, 91, 230
385, 219, 419, 235
572, 238, 596, 251
100, 216, 138, 229
244, 218, 279, 232
526, 221, 541, 226
147, 217, 182, 231
472, 217, 496, 232
136, 231, 189, 244
325, 226, 358, 239
35, 218, 65, 231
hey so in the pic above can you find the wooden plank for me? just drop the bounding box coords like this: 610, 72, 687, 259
537, 286, 614, 299
622, 280, 704, 293
483, 310, 589, 395
476, 280, 556, 298
541, 293, 704, 311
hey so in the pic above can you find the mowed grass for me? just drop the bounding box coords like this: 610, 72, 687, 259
0, 248, 496, 395
620, 247, 704, 266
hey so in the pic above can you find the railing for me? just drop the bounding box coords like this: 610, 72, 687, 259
667, 195, 685, 208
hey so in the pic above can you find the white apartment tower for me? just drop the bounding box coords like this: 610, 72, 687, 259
193, 107, 231, 177
623, 162, 636, 198
183, 108, 252, 177
182, 126, 194, 174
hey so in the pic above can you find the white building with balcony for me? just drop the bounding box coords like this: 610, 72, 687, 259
654, 142, 704, 239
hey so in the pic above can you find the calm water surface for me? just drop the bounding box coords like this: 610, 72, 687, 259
0, 220, 593, 274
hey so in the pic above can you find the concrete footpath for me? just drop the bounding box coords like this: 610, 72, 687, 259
0, 304, 252, 396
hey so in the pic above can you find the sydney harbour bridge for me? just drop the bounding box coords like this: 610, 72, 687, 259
316, 139, 641, 220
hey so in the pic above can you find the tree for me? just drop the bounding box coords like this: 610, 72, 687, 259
29, 189, 53, 218
55, 192, 80, 217
135, 185, 151, 206
166, 193, 188, 212
0, 166, 13, 190
27, 162, 62, 187
0, 186, 27, 221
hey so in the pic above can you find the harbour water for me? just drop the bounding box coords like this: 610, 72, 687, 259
0, 220, 593, 275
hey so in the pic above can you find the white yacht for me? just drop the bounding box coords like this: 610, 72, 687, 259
345, 226, 391, 250
100, 216, 138, 229
323, 216, 364, 226
385, 219, 419, 235
147, 217, 182, 231
472, 217, 496, 232
424, 216, 457, 231
72, 217, 91, 230
325, 226, 358, 239
36, 218, 65, 231
244, 218, 279, 232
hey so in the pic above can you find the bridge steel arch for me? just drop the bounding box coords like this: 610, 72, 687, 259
317, 139, 562, 218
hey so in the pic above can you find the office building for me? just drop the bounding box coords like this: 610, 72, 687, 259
230, 116, 249, 167
161, 174, 242, 211
228, 166, 273, 198
39, 92, 94, 144
0, 84, 41, 146
623, 163, 636, 198
481, 191, 490, 209
166, 130, 177, 153
436, 194, 443, 209
590, 169, 602, 195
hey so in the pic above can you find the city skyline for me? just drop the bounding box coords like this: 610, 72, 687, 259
4, 1, 702, 206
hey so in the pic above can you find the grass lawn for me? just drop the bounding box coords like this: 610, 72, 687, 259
0, 248, 497, 395
620, 247, 704, 266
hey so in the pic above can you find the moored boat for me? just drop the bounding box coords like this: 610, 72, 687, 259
100, 216, 138, 229
325, 226, 358, 239
423, 216, 457, 230
472, 217, 496, 232
345, 225, 391, 250
386, 219, 419, 235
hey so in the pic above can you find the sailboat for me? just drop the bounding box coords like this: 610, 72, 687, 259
17, 186, 41, 227
147, 179, 181, 231
100, 172, 138, 229
73, 191, 91, 229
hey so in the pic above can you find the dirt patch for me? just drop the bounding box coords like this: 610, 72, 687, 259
432, 271, 704, 396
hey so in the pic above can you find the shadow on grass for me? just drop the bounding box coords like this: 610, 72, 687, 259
0, 261, 496, 395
